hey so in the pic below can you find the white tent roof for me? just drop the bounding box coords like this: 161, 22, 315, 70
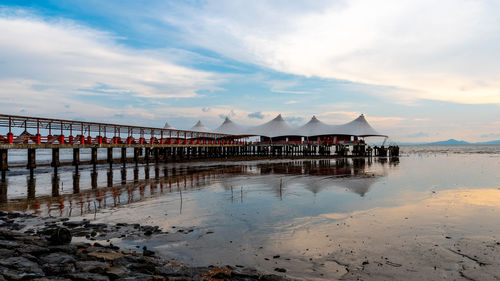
293, 116, 337, 137
189, 120, 211, 133
181, 114, 386, 138
247, 114, 296, 138
163, 121, 175, 130
335, 114, 386, 137
213, 117, 247, 135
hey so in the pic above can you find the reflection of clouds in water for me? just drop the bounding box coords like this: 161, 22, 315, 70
219, 171, 383, 197
0, 158, 390, 216
217, 158, 387, 197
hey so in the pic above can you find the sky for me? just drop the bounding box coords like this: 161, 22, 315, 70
0, 0, 499, 142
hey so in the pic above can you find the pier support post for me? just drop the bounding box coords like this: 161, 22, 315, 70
27, 173, 35, 200
134, 147, 140, 165
51, 148, 60, 168
91, 148, 98, 169
73, 171, 80, 194
91, 170, 98, 189
155, 165, 159, 179
121, 147, 127, 166
0, 177, 7, 203
107, 148, 113, 166
145, 147, 151, 164
51, 171, 59, 197
107, 168, 113, 187
27, 148, 36, 170
133, 167, 139, 183
154, 148, 159, 163
163, 148, 169, 163
0, 149, 8, 173
121, 167, 127, 185
73, 148, 80, 167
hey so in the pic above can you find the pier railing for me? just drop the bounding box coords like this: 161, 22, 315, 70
0, 114, 237, 147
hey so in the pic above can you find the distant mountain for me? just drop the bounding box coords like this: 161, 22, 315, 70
425, 139, 470, 145
368, 139, 500, 146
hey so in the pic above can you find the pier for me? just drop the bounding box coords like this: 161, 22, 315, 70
0, 114, 399, 177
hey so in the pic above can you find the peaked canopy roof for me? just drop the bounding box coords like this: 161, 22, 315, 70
247, 114, 296, 138
293, 116, 337, 137
163, 121, 175, 130
189, 120, 211, 133
213, 117, 248, 135
182, 114, 386, 138
335, 114, 386, 137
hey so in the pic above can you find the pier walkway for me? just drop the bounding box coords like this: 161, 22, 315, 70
0, 114, 398, 175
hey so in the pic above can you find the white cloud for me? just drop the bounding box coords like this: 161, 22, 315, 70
0, 10, 221, 104
165, 0, 500, 104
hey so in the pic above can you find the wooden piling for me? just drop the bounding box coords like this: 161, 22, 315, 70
91, 170, 98, 189
0, 149, 8, 172
73, 171, 80, 194
0, 177, 7, 203
91, 147, 98, 168
107, 148, 113, 165
144, 147, 151, 164
73, 148, 80, 167
121, 147, 127, 165
27, 148, 36, 170
51, 148, 60, 168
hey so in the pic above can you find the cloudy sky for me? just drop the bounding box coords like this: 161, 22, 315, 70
0, 0, 499, 142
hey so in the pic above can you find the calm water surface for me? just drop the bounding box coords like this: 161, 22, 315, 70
1, 145, 500, 280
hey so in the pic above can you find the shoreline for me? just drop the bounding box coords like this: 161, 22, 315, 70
0, 211, 293, 281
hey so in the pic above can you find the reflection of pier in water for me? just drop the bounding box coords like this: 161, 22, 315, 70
0, 157, 398, 217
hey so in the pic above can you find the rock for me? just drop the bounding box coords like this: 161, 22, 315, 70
200, 267, 232, 280
274, 267, 287, 273
17, 244, 50, 255
42, 262, 75, 275
40, 252, 76, 264
106, 266, 128, 279
127, 262, 157, 275
32, 276, 71, 281
0, 257, 45, 279
40, 252, 77, 275
73, 242, 92, 249
76, 261, 109, 274
69, 272, 110, 281
155, 265, 209, 278
88, 251, 124, 261
261, 274, 288, 281
0, 248, 15, 257
115, 273, 154, 281
62, 220, 88, 228
0, 239, 22, 249
273, 255, 281, 259
48, 244, 77, 254
232, 267, 260, 278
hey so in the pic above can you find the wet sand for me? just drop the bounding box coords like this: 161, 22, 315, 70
1, 146, 500, 280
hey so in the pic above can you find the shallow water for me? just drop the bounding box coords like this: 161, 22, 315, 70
1, 145, 500, 280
